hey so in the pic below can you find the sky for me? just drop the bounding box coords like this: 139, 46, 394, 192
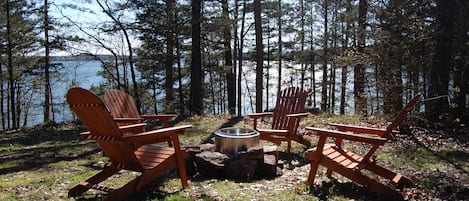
50, 0, 139, 56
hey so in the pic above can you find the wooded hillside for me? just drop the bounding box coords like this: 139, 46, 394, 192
0, 0, 467, 130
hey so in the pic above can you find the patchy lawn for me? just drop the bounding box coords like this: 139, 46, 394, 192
0, 115, 467, 200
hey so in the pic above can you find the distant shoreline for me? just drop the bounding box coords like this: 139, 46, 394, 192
50, 54, 116, 62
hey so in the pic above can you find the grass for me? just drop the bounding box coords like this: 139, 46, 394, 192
0, 114, 467, 200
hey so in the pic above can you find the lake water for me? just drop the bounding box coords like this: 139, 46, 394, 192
25, 60, 105, 126
22, 60, 355, 127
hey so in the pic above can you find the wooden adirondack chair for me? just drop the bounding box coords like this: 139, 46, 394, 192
247, 87, 310, 153
103, 89, 177, 128
66, 87, 191, 201
305, 93, 421, 200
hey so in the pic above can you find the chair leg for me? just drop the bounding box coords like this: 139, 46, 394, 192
176, 152, 189, 188
68, 164, 120, 197
326, 169, 333, 178
306, 161, 320, 185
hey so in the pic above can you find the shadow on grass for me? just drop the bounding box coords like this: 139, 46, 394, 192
407, 130, 469, 175
73, 190, 187, 201
72, 169, 189, 201
0, 123, 101, 175
310, 178, 381, 201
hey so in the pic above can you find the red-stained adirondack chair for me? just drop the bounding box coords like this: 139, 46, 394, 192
66, 87, 191, 201
247, 87, 311, 153
103, 89, 177, 128
305, 93, 421, 200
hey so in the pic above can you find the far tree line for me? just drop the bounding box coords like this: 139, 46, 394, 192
0, 0, 467, 130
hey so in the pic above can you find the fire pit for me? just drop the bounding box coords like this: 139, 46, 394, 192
184, 127, 282, 179
214, 127, 259, 156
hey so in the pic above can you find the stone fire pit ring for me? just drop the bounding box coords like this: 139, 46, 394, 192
214, 127, 259, 156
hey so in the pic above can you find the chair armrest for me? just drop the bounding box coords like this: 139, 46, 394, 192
306, 127, 387, 145
118, 123, 147, 133
80, 131, 90, 138
286, 112, 309, 118
79, 123, 148, 140
121, 125, 192, 145
141, 114, 177, 120
114, 117, 145, 124
246, 112, 273, 129
257, 128, 288, 136
328, 123, 398, 137
246, 112, 273, 118
141, 114, 177, 127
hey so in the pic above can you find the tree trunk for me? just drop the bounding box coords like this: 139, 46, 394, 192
329, 1, 338, 113
151, 77, 158, 113
6, 0, 16, 129
266, 18, 271, 111
300, 0, 305, 90
234, 0, 240, 116
328, 68, 332, 111
354, 0, 367, 116
309, 0, 316, 109
340, 2, 351, 115
96, 0, 140, 112
320, 0, 328, 112
176, 37, 185, 114
15, 84, 21, 128
277, 0, 282, 94
222, 0, 235, 115
43, 0, 51, 123
451, 0, 469, 123
165, 0, 176, 112
254, 0, 263, 113
0, 63, 4, 129
209, 68, 216, 114
427, 0, 455, 122
190, 0, 203, 115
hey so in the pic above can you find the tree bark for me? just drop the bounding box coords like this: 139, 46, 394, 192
0, 62, 4, 129
277, 0, 283, 94
222, 0, 235, 115
300, 0, 305, 90
427, 0, 455, 122
43, 0, 51, 123
190, 0, 203, 115
309, 0, 316, 109
320, 0, 328, 112
451, 0, 469, 123
354, 0, 367, 115
254, 0, 263, 113
6, 0, 16, 129
340, 1, 352, 115
176, 37, 185, 114
277, 0, 282, 94
165, 0, 176, 112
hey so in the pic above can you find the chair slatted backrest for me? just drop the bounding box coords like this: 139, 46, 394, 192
384, 93, 421, 138
272, 87, 308, 130
67, 87, 143, 170
103, 90, 141, 119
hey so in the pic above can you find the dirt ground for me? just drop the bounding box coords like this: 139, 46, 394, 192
0, 116, 468, 201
